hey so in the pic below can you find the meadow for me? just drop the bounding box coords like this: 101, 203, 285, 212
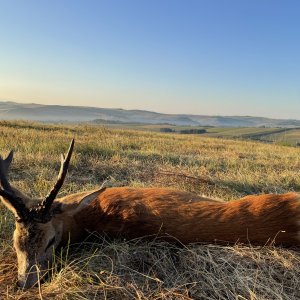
102, 122, 300, 147
0, 120, 300, 299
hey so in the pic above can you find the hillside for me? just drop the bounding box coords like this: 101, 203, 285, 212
0, 121, 300, 299
1, 100, 300, 127
95, 123, 300, 146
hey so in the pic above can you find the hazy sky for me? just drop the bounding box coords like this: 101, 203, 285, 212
0, 0, 299, 118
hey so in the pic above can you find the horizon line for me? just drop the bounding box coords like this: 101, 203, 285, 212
0, 98, 299, 122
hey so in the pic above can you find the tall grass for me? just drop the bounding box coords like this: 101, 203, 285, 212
0, 121, 300, 299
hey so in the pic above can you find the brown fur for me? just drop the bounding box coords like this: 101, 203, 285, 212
64, 187, 300, 246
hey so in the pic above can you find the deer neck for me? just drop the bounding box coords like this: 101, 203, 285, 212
52, 189, 105, 244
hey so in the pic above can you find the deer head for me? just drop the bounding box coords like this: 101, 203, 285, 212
0, 139, 74, 288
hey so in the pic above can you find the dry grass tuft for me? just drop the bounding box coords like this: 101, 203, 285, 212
0, 121, 300, 299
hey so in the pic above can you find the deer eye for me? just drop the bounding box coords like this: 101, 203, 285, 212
45, 236, 56, 251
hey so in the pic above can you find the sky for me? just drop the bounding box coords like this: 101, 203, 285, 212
0, 0, 299, 119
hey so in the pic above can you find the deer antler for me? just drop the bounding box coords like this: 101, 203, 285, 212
0, 141, 75, 223
40, 139, 75, 217
0, 189, 30, 221
0, 151, 30, 221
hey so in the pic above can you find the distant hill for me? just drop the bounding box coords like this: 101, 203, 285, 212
0, 101, 299, 128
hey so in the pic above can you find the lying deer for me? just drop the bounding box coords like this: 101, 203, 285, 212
0, 140, 300, 289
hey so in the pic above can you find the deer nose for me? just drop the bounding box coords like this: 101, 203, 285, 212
17, 272, 39, 289
17, 279, 35, 289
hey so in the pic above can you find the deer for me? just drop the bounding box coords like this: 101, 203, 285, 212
0, 140, 300, 289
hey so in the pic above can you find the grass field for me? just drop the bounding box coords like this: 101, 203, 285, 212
0, 120, 300, 299
93, 122, 300, 147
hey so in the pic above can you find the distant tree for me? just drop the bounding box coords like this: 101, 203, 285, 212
179, 129, 206, 134
160, 128, 174, 133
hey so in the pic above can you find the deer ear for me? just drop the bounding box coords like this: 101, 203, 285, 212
75, 189, 105, 213
0, 196, 18, 216
57, 188, 105, 217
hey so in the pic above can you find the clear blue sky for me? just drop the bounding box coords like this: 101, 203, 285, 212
0, 0, 299, 118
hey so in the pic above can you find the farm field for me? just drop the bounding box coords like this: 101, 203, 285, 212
205, 127, 300, 146
93, 121, 300, 147
261, 129, 300, 146
0, 121, 300, 299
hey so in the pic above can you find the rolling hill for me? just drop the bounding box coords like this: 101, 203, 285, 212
0, 100, 300, 127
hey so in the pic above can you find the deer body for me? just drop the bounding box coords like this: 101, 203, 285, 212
52, 187, 223, 244
1, 140, 300, 289
59, 187, 300, 246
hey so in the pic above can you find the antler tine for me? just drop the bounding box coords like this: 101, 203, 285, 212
0, 151, 13, 191
0, 151, 29, 220
41, 139, 75, 214
0, 189, 29, 221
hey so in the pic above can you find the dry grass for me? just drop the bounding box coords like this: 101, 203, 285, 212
0, 120, 300, 299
